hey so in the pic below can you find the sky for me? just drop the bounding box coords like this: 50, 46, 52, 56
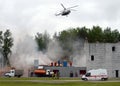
0, 0, 120, 38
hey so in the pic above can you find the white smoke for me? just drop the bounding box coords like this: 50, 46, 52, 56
1, 30, 87, 70
71, 40, 86, 67
46, 39, 63, 61
10, 35, 50, 69
10, 35, 64, 69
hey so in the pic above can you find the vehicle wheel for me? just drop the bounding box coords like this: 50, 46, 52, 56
84, 78, 88, 81
101, 78, 105, 81
17, 75, 21, 78
5, 75, 10, 78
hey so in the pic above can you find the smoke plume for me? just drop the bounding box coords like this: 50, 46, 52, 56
70, 39, 86, 67
10, 35, 64, 69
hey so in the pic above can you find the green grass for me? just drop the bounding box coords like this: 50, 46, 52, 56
0, 77, 120, 86
0, 81, 120, 86
0, 77, 80, 80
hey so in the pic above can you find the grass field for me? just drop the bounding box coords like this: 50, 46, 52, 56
0, 81, 120, 86
0, 77, 81, 80
0, 77, 120, 86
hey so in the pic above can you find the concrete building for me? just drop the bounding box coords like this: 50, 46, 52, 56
45, 66, 86, 77
85, 42, 120, 78
32, 42, 120, 78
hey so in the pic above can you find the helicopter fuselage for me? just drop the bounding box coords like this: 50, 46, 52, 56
61, 10, 71, 16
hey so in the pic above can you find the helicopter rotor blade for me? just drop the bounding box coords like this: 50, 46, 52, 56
70, 9, 77, 11
61, 3, 66, 10
67, 5, 78, 9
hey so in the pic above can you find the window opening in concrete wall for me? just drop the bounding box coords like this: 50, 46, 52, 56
115, 70, 119, 78
91, 55, 94, 61
112, 46, 115, 51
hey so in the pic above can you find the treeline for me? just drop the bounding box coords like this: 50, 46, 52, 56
35, 26, 120, 51
57, 26, 120, 43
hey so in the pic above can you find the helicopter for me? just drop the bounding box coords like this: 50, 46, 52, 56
55, 3, 78, 16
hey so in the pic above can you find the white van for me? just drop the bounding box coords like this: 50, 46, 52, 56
81, 69, 108, 81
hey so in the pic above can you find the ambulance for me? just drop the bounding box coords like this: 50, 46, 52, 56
81, 69, 108, 81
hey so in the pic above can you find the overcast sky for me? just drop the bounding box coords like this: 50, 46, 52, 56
0, 0, 120, 38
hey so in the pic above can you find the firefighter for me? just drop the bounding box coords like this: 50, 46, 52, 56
52, 72, 55, 79
70, 71, 73, 77
56, 71, 60, 79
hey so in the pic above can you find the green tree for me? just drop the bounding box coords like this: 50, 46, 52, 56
57, 28, 82, 57
103, 28, 112, 43
103, 28, 120, 43
111, 29, 119, 43
58, 29, 74, 53
53, 32, 58, 40
77, 27, 88, 39
2, 29, 13, 66
35, 31, 50, 51
88, 26, 103, 43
